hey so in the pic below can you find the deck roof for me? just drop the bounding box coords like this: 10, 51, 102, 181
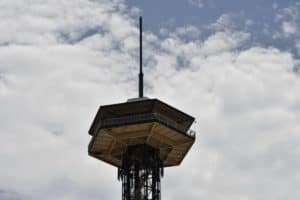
89, 98, 195, 136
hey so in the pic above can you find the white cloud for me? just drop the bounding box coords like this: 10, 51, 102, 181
245, 19, 254, 27
159, 25, 201, 41
188, 0, 205, 8
282, 21, 297, 36
275, 3, 300, 39
175, 25, 201, 39
273, 3, 279, 10
209, 14, 236, 31
296, 40, 300, 55
200, 31, 250, 55
1, 0, 300, 200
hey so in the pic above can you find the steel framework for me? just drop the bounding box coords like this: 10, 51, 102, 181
118, 145, 163, 200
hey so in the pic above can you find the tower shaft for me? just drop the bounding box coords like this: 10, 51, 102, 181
118, 145, 163, 200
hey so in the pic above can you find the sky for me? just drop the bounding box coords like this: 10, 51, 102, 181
0, 0, 300, 199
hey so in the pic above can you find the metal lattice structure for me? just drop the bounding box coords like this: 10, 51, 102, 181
88, 17, 196, 200
118, 145, 163, 200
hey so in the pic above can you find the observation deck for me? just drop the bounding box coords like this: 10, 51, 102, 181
88, 98, 195, 168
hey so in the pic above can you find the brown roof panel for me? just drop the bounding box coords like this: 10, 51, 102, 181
88, 98, 195, 136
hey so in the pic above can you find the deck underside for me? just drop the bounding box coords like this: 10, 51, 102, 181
88, 122, 195, 167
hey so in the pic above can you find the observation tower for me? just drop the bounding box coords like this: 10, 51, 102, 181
88, 17, 196, 200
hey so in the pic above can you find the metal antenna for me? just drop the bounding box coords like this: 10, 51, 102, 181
139, 16, 144, 98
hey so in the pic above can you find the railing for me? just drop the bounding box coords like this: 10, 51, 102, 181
101, 113, 196, 138
187, 129, 196, 138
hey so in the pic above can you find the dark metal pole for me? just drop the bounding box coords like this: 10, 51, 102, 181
139, 16, 144, 98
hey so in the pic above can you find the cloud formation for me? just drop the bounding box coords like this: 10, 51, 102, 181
188, 0, 205, 8
274, 2, 300, 53
0, 0, 300, 200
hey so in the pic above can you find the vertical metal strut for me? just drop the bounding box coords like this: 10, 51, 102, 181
118, 145, 163, 200
139, 16, 144, 98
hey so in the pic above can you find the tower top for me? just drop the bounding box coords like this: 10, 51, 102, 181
88, 16, 196, 200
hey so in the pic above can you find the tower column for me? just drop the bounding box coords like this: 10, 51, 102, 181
118, 145, 162, 200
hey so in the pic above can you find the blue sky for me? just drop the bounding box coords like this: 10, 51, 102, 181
0, 0, 300, 200
126, 0, 300, 57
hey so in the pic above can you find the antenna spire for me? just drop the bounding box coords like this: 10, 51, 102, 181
139, 16, 143, 98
